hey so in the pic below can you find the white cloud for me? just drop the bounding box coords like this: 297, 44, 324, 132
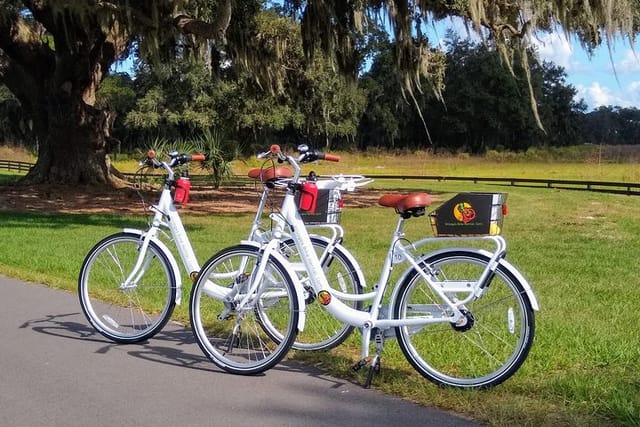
576, 81, 640, 108
616, 49, 640, 74
578, 82, 615, 106
532, 32, 574, 69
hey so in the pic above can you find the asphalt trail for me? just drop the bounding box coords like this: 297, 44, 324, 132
0, 275, 480, 427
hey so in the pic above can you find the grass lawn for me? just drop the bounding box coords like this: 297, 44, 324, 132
1, 148, 639, 426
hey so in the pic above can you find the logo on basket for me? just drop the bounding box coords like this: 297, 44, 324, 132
453, 202, 476, 224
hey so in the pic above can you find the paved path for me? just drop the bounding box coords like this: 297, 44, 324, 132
0, 275, 480, 427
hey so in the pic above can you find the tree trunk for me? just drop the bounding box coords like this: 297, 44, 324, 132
23, 97, 120, 186
0, 7, 132, 188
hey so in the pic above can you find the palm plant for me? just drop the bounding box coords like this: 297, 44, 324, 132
192, 128, 239, 189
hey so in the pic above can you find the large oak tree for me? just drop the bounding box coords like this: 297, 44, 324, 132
0, 0, 637, 186
0, 0, 231, 186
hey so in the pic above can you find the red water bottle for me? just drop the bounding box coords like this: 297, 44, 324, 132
298, 182, 318, 213
174, 174, 191, 205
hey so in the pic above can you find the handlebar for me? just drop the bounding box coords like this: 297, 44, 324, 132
322, 153, 341, 162
259, 144, 340, 164
190, 153, 207, 162
256, 144, 371, 192
140, 150, 209, 169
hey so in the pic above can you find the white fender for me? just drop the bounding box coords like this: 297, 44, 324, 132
123, 228, 184, 305
485, 250, 540, 311
392, 247, 539, 311
239, 240, 307, 332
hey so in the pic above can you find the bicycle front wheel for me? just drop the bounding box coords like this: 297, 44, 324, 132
190, 244, 299, 375
393, 251, 535, 388
78, 232, 176, 343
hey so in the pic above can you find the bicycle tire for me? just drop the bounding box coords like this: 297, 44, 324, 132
393, 250, 535, 388
78, 232, 177, 343
264, 236, 362, 351
190, 244, 299, 375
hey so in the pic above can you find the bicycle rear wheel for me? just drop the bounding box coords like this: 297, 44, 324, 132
393, 251, 535, 388
78, 232, 176, 343
275, 237, 362, 351
190, 244, 299, 375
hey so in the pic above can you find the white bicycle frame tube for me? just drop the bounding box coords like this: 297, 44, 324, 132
391, 241, 540, 311
392, 235, 540, 311
283, 194, 371, 326
121, 180, 233, 304
120, 186, 201, 304
247, 177, 367, 290
122, 227, 183, 302
278, 189, 458, 361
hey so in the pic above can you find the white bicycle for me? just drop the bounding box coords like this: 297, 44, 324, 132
78, 150, 212, 343
78, 150, 368, 356
246, 164, 371, 351
190, 145, 539, 388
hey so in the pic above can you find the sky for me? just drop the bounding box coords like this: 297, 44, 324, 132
531, 32, 640, 111
423, 23, 640, 111
428, 18, 640, 112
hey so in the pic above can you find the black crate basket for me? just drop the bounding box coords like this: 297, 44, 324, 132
429, 192, 507, 236
296, 187, 343, 224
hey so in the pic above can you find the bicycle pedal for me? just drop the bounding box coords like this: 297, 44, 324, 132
352, 358, 368, 372
217, 313, 234, 320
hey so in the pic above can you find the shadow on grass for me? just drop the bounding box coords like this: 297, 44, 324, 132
0, 173, 22, 185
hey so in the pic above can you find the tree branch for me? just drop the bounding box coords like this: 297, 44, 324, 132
174, 0, 232, 42
0, 12, 55, 78
0, 48, 43, 119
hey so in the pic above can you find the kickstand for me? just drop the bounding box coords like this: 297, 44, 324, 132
363, 328, 385, 388
364, 355, 380, 389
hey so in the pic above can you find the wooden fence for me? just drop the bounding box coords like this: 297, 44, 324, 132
364, 174, 640, 196
2, 160, 640, 195
0, 160, 33, 173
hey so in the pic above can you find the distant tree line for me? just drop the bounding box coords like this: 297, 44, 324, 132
0, 10, 637, 157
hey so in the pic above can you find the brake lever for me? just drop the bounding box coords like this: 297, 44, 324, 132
256, 150, 272, 160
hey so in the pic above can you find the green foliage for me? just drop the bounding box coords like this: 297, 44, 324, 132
138, 128, 238, 188
192, 128, 238, 188
120, 7, 368, 153
2, 0, 640, 171
96, 74, 137, 113
125, 61, 220, 135
300, 56, 368, 149
582, 106, 640, 145
358, 33, 591, 153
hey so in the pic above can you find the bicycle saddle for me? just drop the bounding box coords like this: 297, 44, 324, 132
379, 193, 431, 218
248, 167, 293, 182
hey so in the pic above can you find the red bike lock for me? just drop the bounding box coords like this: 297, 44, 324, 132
174, 175, 191, 205
298, 182, 318, 213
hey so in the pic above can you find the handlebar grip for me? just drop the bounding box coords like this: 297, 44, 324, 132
270, 144, 281, 154
322, 153, 340, 162
190, 153, 206, 162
